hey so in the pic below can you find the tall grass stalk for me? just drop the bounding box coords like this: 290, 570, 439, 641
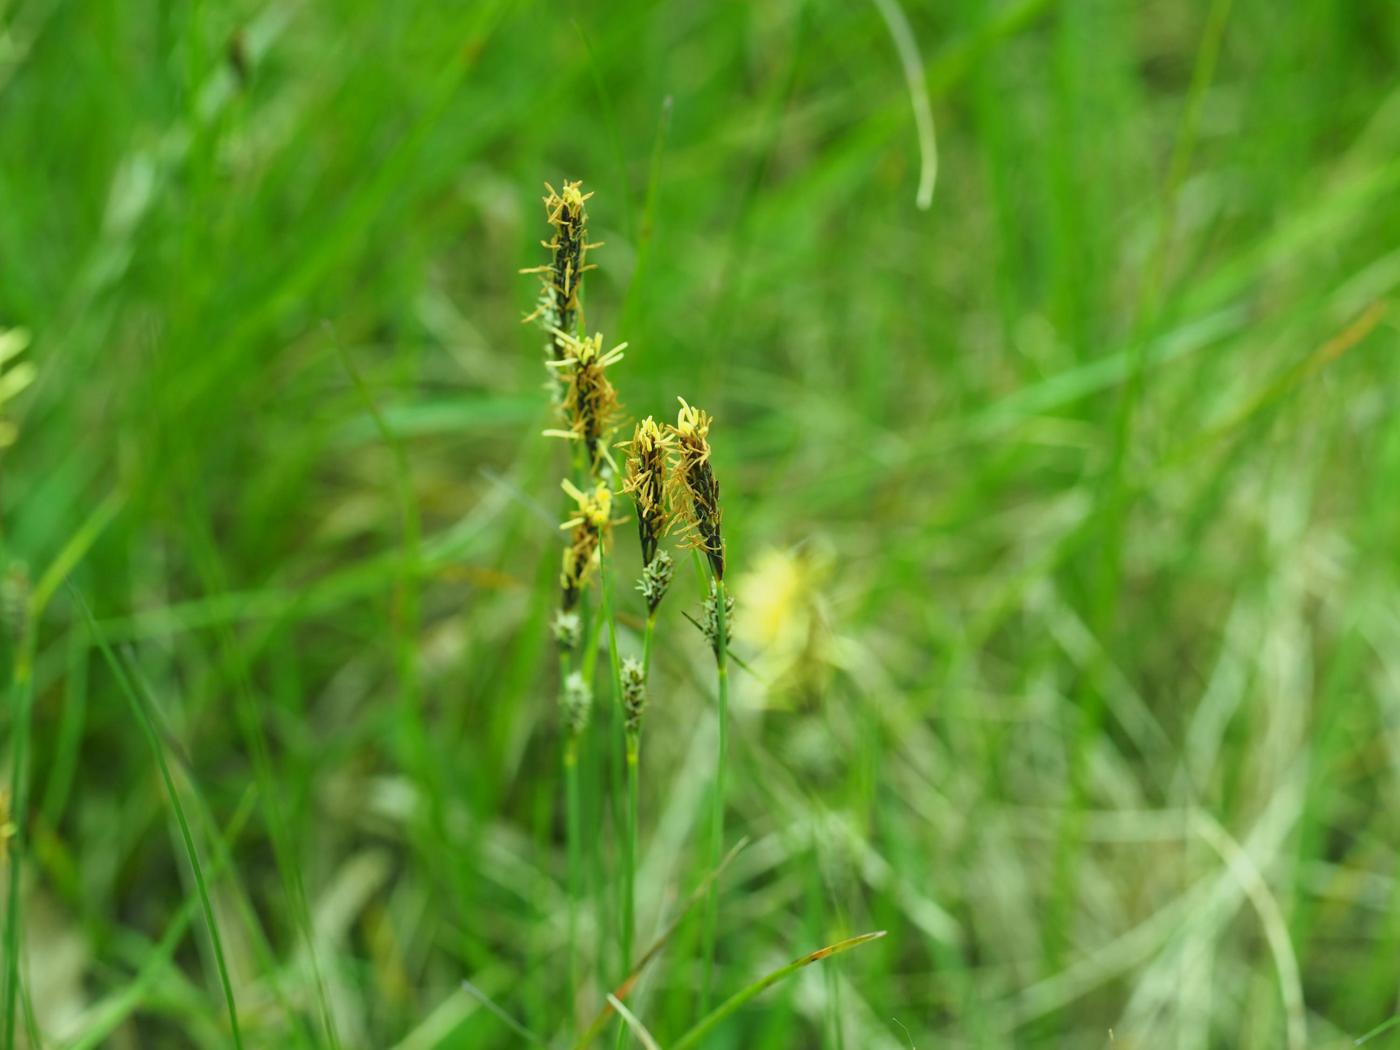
615, 718, 640, 1050
564, 728, 583, 1036
666, 398, 727, 1013
74, 592, 245, 1050
4, 496, 120, 1049
597, 540, 628, 976
617, 653, 649, 1050
641, 613, 656, 678
1, 616, 34, 1050
702, 576, 728, 1011
623, 731, 639, 970
66, 786, 258, 1050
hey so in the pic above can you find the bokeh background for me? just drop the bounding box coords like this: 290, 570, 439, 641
3, 0, 1400, 1046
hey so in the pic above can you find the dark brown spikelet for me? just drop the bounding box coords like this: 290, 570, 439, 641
621, 417, 672, 567
522, 181, 600, 361
667, 397, 724, 580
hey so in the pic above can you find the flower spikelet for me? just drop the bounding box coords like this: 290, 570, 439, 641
560, 670, 593, 734
667, 397, 724, 580
545, 331, 625, 471
559, 480, 614, 610
698, 579, 735, 657
551, 609, 582, 651
636, 550, 674, 615
621, 657, 646, 734
522, 180, 601, 361
621, 417, 673, 567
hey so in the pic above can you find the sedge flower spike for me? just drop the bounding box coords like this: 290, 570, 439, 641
636, 549, 674, 614
561, 670, 593, 734
522, 180, 601, 361
699, 578, 736, 657
558, 479, 615, 610
621, 657, 646, 734
545, 331, 625, 472
667, 397, 725, 580
621, 416, 673, 568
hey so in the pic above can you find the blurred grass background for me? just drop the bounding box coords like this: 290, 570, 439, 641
3, 0, 1400, 1046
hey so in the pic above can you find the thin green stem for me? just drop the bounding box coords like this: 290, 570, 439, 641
673, 931, 886, 1050
701, 576, 729, 1013
623, 732, 639, 970
614, 731, 640, 1050
2, 621, 34, 1050
598, 541, 626, 977
641, 613, 656, 680
565, 730, 582, 1038
616, 613, 652, 1050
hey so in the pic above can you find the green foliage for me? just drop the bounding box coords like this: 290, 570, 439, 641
2, 0, 1399, 1046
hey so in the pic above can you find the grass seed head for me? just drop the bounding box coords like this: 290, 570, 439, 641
667, 397, 725, 580
622, 416, 673, 566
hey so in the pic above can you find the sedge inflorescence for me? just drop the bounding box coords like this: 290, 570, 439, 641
558, 479, 614, 613
667, 397, 725, 582
545, 331, 626, 473
622, 415, 673, 566
522, 177, 747, 1031
524, 179, 733, 748
522, 181, 600, 363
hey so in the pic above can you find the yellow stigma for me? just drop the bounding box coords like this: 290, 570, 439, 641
673, 396, 712, 448
560, 479, 613, 531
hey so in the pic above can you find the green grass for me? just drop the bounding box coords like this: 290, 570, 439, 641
3, 0, 1400, 1046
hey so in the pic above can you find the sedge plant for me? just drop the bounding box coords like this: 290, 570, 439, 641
527, 179, 635, 1029
520, 178, 866, 1046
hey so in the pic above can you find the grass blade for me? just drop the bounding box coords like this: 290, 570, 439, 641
606, 995, 663, 1050
3, 492, 121, 1050
1, 620, 36, 1050
671, 931, 887, 1050
65, 786, 258, 1050
574, 837, 749, 1050
460, 978, 544, 1046
72, 588, 246, 1049
1357, 1015, 1400, 1046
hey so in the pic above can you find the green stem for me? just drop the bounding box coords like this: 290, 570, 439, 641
701, 576, 729, 1013
616, 613, 653, 1049
598, 542, 626, 977
673, 931, 886, 1050
641, 613, 656, 679
615, 732, 639, 1050
2, 621, 34, 1050
565, 731, 582, 1037
623, 732, 639, 970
